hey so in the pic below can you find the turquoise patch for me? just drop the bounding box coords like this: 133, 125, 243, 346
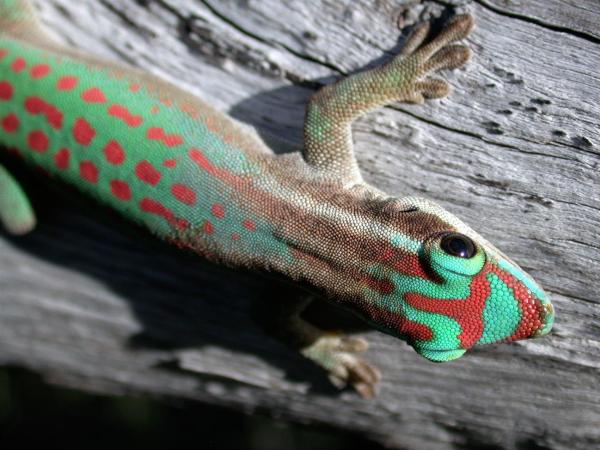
479, 273, 521, 344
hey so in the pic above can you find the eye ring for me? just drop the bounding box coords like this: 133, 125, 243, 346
440, 232, 477, 259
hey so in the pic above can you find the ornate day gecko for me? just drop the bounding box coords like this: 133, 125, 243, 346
0, 1, 554, 397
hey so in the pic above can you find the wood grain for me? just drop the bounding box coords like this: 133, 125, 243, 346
1, 1, 598, 449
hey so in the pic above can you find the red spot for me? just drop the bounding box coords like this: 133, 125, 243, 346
24, 96, 45, 114
82, 87, 107, 103
231, 233, 240, 241
104, 140, 125, 165
0, 49, 7, 59
54, 148, 70, 170
25, 96, 63, 129
73, 118, 96, 146
171, 184, 196, 205
140, 198, 189, 230
147, 127, 184, 147
147, 127, 167, 141
79, 161, 99, 183
189, 148, 251, 188
211, 204, 225, 218
110, 180, 132, 200
135, 161, 161, 186
150, 106, 160, 114
46, 106, 63, 129
11, 58, 26, 72
27, 130, 49, 153
189, 148, 246, 187
163, 159, 177, 168
129, 83, 140, 92
242, 219, 256, 231
30, 64, 50, 79
1, 113, 19, 133
0, 81, 13, 100
108, 104, 143, 127
57, 76, 78, 91
362, 274, 395, 295
189, 149, 216, 173
46, 110, 62, 129
203, 220, 215, 234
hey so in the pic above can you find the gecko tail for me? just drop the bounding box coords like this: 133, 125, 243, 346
0, 0, 43, 37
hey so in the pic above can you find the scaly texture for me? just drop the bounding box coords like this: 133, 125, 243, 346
0, 0, 554, 396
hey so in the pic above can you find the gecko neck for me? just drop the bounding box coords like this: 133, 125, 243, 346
217, 154, 406, 304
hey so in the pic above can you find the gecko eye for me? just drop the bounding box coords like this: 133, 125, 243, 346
440, 233, 476, 259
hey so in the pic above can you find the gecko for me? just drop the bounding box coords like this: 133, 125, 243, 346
0, 0, 554, 397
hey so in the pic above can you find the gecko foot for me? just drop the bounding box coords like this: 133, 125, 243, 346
0, 163, 36, 235
400, 16, 473, 103
302, 13, 474, 180
301, 334, 381, 398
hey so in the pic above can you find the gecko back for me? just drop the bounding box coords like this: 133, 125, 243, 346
0, 0, 275, 243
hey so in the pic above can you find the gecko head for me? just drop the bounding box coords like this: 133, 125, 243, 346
357, 197, 554, 362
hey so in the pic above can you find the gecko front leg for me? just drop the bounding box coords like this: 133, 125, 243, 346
267, 295, 381, 398
303, 14, 474, 186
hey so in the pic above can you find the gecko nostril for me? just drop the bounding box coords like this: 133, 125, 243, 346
535, 302, 555, 337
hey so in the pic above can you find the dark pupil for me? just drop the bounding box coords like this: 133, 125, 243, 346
441, 233, 476, 258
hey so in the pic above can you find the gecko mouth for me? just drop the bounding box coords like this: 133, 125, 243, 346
416, 348, 467, 362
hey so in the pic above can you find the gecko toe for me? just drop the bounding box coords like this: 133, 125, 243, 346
353, 382, 377, 399
445, 14, 475, 41
338, 336, 369, 352
423, 45, 471, 74
416, 14, 474, 61
401, 21, 431, 56
348, 360, 382, 398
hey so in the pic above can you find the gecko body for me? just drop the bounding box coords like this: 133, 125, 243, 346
0, 0, 554, 396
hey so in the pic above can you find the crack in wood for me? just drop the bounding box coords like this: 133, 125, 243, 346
475, 0, 600, 44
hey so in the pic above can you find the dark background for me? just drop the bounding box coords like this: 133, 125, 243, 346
0, 366, 384, 450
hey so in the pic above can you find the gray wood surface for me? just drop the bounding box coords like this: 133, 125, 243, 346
1, 1, 598, 449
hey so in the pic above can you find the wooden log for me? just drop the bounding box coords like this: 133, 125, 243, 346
1, 1, 598, 448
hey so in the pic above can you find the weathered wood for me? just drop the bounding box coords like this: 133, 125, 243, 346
478, 0, 600, 41
1, 1, 598, 449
